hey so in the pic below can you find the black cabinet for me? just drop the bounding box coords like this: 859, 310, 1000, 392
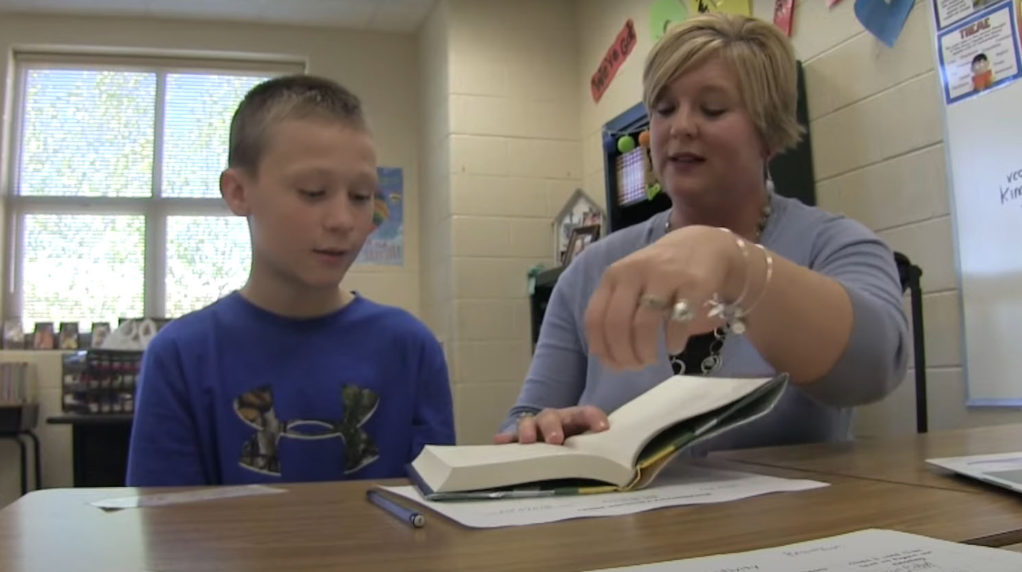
529, 267, 566, 350
47, 414, 133, 487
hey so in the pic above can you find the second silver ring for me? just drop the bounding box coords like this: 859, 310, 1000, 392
670, 299, 694, 323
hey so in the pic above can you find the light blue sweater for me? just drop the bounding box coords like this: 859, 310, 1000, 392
503, 192, 909, 452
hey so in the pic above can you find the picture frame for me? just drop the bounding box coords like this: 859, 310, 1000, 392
562, 224, 601, 266
58, 322, 80, 350
32, 322, 55, 350
90, 322, 111, 349
3, 319, 24, 350
553, 189, 605, 265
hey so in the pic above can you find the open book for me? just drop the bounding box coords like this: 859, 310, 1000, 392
408, 373, 788, 500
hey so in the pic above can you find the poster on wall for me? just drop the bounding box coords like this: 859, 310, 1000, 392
774, 0, 796, 36
933, 0, 1007, 31
691, 0, 751, 16
937, 2, 1022, 104
590, 19, 637, 103
650, 0, 689, 42
356, 167, 403, 266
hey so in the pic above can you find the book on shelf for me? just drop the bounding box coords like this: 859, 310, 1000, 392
0, 362, 30, 404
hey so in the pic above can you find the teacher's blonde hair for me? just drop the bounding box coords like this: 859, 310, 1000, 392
643, 12, 804, 155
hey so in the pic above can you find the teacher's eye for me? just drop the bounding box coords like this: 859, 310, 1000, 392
654, 103, 676, 117
298, 189, 326, 199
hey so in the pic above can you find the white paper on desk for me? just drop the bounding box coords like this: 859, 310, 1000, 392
90, 484, 285, 510
929, 451, 1022, 473
587, 528, 1022, 571
382, 464, 827, 528
927, 451, 1022, 494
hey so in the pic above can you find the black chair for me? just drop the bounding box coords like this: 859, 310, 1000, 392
894, 251, 927, 434
0, 403, 42, 495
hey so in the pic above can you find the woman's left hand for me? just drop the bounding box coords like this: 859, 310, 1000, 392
583, 225, 749, 371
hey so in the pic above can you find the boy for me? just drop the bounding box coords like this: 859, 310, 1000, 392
126, 75, 455, 486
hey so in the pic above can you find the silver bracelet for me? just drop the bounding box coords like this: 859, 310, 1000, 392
718, 227, 752, 308
741, 244, 774, 318
707, 238, 774, 334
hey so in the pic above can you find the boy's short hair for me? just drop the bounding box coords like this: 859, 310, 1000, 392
643, 12, 803, 155
972, 53, 989, 65
228, 74, 367, 173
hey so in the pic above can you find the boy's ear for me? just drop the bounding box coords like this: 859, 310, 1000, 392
220, 168, 252, 216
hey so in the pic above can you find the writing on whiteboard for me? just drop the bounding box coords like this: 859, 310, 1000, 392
1000, 167, 1022, 206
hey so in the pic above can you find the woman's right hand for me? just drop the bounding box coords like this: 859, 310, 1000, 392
493, 406, 610, 445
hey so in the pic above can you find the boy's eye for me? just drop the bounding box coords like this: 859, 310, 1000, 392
701, 106, 726, 117
299, 189, 326, 199
352, 193, 373, 204
654, 103, 675, 117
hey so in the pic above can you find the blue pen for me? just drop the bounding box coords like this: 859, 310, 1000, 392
366, 489, 425, 528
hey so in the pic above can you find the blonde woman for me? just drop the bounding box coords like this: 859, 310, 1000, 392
497, 13, 908, 450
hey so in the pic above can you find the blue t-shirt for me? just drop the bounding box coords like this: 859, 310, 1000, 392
126, 292, 455, 486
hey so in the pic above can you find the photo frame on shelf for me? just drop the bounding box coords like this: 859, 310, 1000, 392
3, 319, 24, 350
32, 322, 55, 350
562, 225, 601, 266
58, 322, 79, 350
89, 322, 111, 350
553, 189, 605, 266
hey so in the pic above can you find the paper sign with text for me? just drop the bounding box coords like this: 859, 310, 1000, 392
590, 19, 637, 103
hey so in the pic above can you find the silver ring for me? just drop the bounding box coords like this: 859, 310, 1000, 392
670, 299, 694, 323
638, 295, 670, 312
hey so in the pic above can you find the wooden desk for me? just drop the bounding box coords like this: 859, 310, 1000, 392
713, 423, 1022, 493
3, 464, 1022, 572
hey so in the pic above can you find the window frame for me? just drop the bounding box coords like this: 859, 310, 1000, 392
3, 51, 305, 325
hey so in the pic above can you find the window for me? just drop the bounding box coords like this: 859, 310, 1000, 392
5, 54, 303, 331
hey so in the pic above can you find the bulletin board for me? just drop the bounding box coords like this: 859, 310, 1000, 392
929, 0, 1022, 404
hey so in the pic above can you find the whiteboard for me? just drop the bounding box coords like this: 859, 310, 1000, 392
931, 0, 1022, 404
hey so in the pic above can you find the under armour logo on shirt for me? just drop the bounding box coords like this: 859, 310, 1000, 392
233, 384, 380, 476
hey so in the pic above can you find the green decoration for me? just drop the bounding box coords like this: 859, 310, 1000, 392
646, 182, 662, 201
617, 135, 636, 153
650, 0, 688, 42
